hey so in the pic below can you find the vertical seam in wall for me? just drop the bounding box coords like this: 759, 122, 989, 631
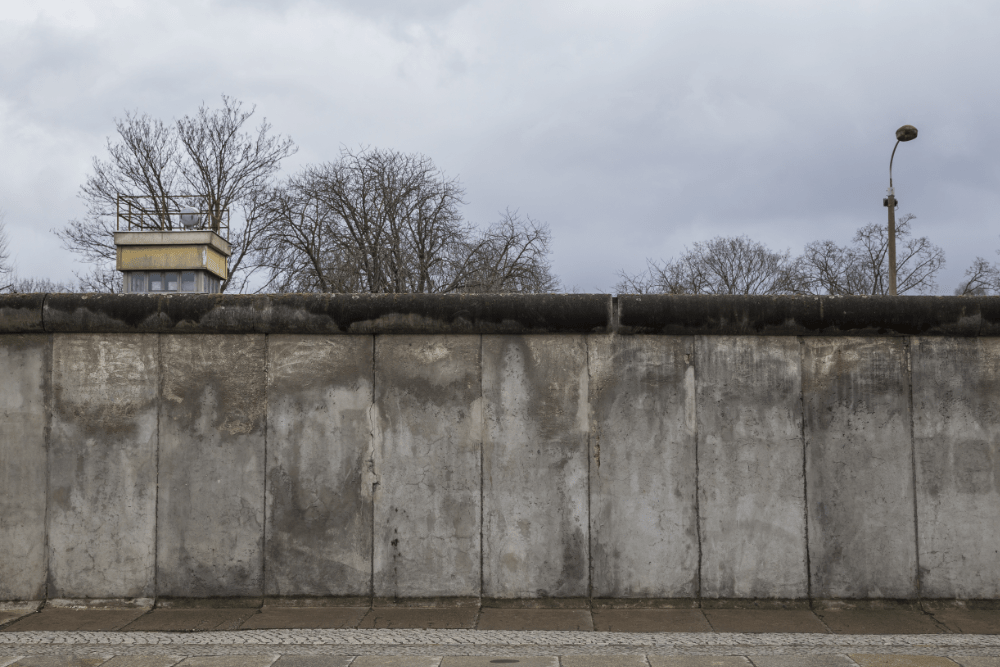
799, 336, 812, 603
42, 331, 53, 602
370, 334, 376, 603
907, 336, 922, 598
585, 334, 593, 603
261, 333, 269, 599
692, 336, 702, 602
153, 333, 161, 602
479, 333, 485, 606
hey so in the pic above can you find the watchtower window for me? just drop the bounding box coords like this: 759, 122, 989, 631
124, 271, 222, 294
130, 273, 146, 292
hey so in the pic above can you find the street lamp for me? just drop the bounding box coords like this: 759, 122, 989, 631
884, 124, 918, 295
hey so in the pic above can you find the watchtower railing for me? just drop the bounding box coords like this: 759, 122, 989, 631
116, 195, 230, 240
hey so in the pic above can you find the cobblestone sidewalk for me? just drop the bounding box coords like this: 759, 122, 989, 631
2, 630, 1000, 665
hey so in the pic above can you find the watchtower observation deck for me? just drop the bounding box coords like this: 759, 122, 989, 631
114, 195, 231, 294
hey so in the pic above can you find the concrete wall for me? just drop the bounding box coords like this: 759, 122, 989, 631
2, 294, 1000, 602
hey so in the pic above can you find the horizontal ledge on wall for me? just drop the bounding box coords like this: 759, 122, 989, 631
0, 293, 996, 335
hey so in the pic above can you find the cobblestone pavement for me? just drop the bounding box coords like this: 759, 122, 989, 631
1, 630, 1000, 665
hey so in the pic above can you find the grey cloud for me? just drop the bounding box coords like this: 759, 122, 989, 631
1, 0, 999, 293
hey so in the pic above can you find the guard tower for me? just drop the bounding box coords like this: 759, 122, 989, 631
114, 195, 231, 294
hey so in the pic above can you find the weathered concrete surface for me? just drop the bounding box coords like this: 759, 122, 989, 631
121, 608, 255, 631
912, 337, 1000, 598
47, 334, 159, 598
482, 335, 589, 599
33, 293, 613, 335
157, 334, 266, 597
260, 293, 613, 335
804, 338, 917, 598
591, 609, 712, 632
0, 335, 49, 600
240, 606, 369, 629
2, 607, 148, 631
373, 336, 482, 598
587, 335, 698, 598
617, 295, 983, 337
265, 336, 374, 597
358, 607, 479, 629
476, 608, 594, 631
696, 336, 808, 599
0, 294, 45, 333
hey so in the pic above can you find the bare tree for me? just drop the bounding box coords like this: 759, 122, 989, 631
956, 251, 1000, 296
799, 214, 945, 295
56, 96, 296, 292
5, 276, 76, 294
254, 148, 558, 294
455, 210, 559, 293
616, 235, 801, 295
0, 210, 11, 291
176, 96, 296, 235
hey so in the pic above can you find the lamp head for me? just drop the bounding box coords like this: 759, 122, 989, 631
896, 125, 918, 142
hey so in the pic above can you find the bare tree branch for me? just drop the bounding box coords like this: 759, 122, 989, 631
799, 214, 944, 295
253, 148, 558, 294
55, 97, 296, 293
617, 235, 800, 295
0, 210, 12, 292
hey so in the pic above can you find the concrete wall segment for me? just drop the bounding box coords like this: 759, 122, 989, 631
803, 337, 917, 598
259, 294, 612, 335
912, 337, 1000, 598
156, 334, 266, 598
0, 294, 45, 333
618, 295, 984, 337
696, 336, 808, 599
47, 334, 159, 598
373, 335, 482, 598
0, 334, 49, 600
618, 295, 824, 336
482, 335, 590, 599
588, 335, 699, 598
20, 293, 613, 335
5, 300, 1000, 603
264, 335, 374, 597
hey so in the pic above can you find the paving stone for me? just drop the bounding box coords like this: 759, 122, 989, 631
561, 657, 650, 666
850, 656, 960, 666
2, 608, 148, 631
121, 609, 255, 632
271, 658, 354, 667
952, 659, 1000, 667
748, 658, 857, 666
350, 659, 442, 667
476, 609, 593, 631
816, 610, 944, 634
240, 607, 369, 629
592, 609, 711, 633
0, 612, 32, 629
750, 655, 857, 667
703, 610, 829, 634
4, 659, 112, 667
440, 659, 557, 667
100, 659, 185, 667
358, 607, 478, 629
174, 659, 278, 667
930, 611, 1000, 634
648, 659, 752, 666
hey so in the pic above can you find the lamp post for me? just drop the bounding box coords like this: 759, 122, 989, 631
885, 124, 918, 295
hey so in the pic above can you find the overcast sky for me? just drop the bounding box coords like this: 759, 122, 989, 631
2, 0, 999, 293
